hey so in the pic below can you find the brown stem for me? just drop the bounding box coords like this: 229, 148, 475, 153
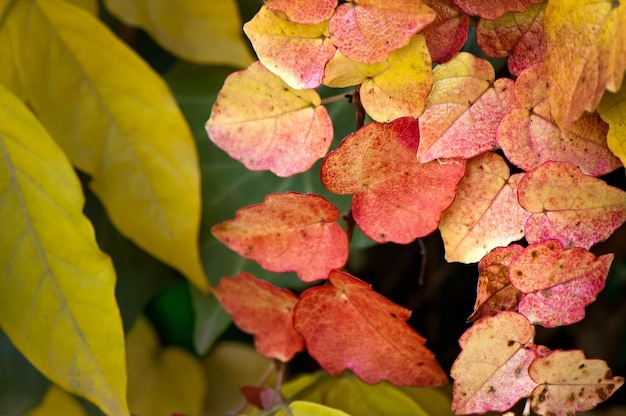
321, 92, 351, 105
353, 84, 365, 129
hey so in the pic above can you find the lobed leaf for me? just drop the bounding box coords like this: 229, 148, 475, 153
529, 350, 624, 415
544, 0, 626, 131
294, 270, 448, 386
206, 61, 333, 177
417, 53, 519, 163
598, 82, 626, 167
244, 6, 336, 89
265, 0, 337, 24
422, 0, 469, 63
212, 272, 304, 361
468, 245, 524, 322
211, 192, 348, 282
321, 117, 465, 244
452, 0, 543, 20
328, 0, 436, 64
517, 162, 626, 249
509, 240, 613, 327
439, 152, 530, 263
451, 312, 539, 414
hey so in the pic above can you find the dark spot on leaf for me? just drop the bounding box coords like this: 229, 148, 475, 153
488, 386, 496, 394
416, 362, 424, 366
579, 388, 585, 397
531, 250, 538, 259
608, 383, 615, 392
507, 340, 515, 347
567, 392, 575, 402
596, 388, 608, 401
390, 313, 397, 318
515, 367, 522, 376
516, 270, 523, 277
605, 370, 613, 379
579, 364, 585, 369
538, 387, 548, 402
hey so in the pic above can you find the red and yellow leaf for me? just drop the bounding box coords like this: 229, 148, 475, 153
529, 350, 624, 415
213, 272, 304, 361
452, 0, 543, 20
244, 6, 336, 89
321, 117, 465, 244
517, 162, 626, 249
451, 312, 539, 414
439, 152, 530, 263
206, 61, 333, 177
417, 53, 518, 162
544, 0, 626, 131
265, 0, 337, 24
598, 82, 626, 167
323, 36, 433, 121
294, 270, 448, 386
475, 3, 546, 76
211, 192, 348, 282
508, 240, 613, 327
328, 0, 436, 64
422, 0, 469, 63
468, 245, 524, 322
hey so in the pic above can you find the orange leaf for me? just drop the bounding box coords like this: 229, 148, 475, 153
544, 0, 626, 131
265, 0, 337, 24
206, 61, 333, 177
213, 272, 304, 361
321, 117, 465, 243
293, 270, 448, 386
211, 192, 348, 282
517, 162, 626, 249
468, 245, 524, 323
452, 0, 543, 19
451, 311, 539, 414
422, 0, 469, 63
529, 350, 624, 415
439, 152, 530, 263
417, 53, 519, 162
328, 0, 436, 64
244, 6, 336, 89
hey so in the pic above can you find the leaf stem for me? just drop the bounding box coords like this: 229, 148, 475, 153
228, 360, 277, 416
0, 0, 18, 32
344, 209, 356, 242
320, 92, 350, 105
353, 84, 365, 129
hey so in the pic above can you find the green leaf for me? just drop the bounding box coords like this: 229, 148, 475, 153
0, 84, 129, 415
2, 0, 208, 292
190, 287, 232, 355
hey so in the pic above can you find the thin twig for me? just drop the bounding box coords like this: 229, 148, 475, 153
321, 92, 350, 105
353, 84, 365, 129
228, 360, 277, 416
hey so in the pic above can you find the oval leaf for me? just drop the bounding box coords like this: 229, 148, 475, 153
422, 0, 469, 64
206, 61, 334, 177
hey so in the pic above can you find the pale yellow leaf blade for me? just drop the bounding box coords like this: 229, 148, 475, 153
598, 82, 626, 167
0, 84, 129, 416
103, 0, 254, 67
27, 385, 87, 416
8, 0, 208, 292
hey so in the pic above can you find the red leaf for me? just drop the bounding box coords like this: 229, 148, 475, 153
451, 312, 539, 414
422, 0, 470, 63
508, 240, 613, 328
212, 272, 304, 361
439, 152, 530, 263
321, 117, 465, 244
328, 0, 436, 64
417, 53, 519, 162
452, 0, 543, 20
265, 0, 337, 24
294, 270, 448, 386
206, 61, 333, 177
468, 245, 524, 322
517, 162, 626, 249
529, 350, 624, 415
240, 386, 283, 410
211, 193, 348, 282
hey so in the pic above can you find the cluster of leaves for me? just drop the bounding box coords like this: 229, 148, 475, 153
206, 0, 626, 415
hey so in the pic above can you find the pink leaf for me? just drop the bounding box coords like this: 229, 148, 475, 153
422, 0, 469, 63
265, 0, 337, 24
452, 0, 543, 20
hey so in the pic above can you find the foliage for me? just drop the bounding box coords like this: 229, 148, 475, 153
0, 0, 625, 416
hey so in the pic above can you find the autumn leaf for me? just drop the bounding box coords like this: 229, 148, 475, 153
452, 0, 543, 19
451, 312, 539, 414
323, 36, 433, 122
280, 401, 351, 416
294, 270, 448, 386
244, 6, 336, 89
0, 85, 128, 416
475, 2, 546, 76
439, 152, 530, 263
517, 162, 626, 249
544, 0, 626, 131
212, 272, 304, 361
206, 61, 333, 177
321, 117, 465, 244
4, 0, 208, 292
417, 53, 519, 162
422, 0, 469, 63
211, 192, 348, 282
497, 63, 621, 176
103, 0, 254, 67
468, 245, 524, 322
265, 0, 337, 24
508, 240, 613, 328
328, 0, 436, 64
27, 385, 87, 416
529, 350, 624, 415
598, 82, 626, 167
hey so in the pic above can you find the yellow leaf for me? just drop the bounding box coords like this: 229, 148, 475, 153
27, 385, 87, 416
284, 401, 352, 416
544, 0, 626, 131
63, 0, 98, 14
598, 82, 626, 167
126, 317, 208, 416
5, 0, 208, 292
103, 0, 253, 67
0, 84, 129, 416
